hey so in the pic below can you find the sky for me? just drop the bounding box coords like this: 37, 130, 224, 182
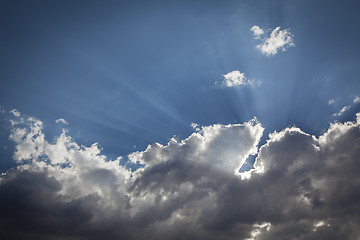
1, 0, 360, 239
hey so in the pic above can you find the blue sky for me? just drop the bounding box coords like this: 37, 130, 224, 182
1, 1, 360, 238
1, 0, 359, 171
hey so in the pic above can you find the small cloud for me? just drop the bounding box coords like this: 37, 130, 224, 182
250, 25, 264, 39
252, 26, 295, 56
222, 70, 259, 87
354, 96, 360, 103
55, 118, 68, 125
333, 105, 350, 117
191, 122, 200, 131
328, 99, 335, 105
10, 109, 21, 117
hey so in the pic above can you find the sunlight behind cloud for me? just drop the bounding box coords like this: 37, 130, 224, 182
1, 1, 360, 239
1, 111, 360, 239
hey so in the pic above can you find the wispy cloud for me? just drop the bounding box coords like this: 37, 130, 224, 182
190, 122, 200, 131
222, 70, 260, 87
331, 96, 360, 117
333, 105, 350, 117
251, 26, 295, 56
354, 96, 360, 103
10, 109, 21, 117
328, 99, 335, 105
55, 118, 68, 125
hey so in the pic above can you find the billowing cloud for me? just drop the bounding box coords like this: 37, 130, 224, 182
1, 112, 360, 239
252, 26, 295, 56
222, 71, 259, 87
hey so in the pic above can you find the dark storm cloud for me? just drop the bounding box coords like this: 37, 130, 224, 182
1, 112, 360, 239
0, 170, 101, 240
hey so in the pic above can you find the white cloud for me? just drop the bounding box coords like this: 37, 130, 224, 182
9, 117, 45, 162
328, 99, 335, 105
252, 26, 295, 56
7, 115, 131, 203
354, 96, 360, 103
332, 105, 350, 117
222, 70, 259, 87
250, 25, 264, 39
331, 97, 360, 117
132, 117, 263, 173
55, 118, 68, 124
1, 112, 360, 239
10, 109, 21, 117
190, 122, 200, 131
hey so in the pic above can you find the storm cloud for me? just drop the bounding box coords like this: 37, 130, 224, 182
1, 112, 360, 240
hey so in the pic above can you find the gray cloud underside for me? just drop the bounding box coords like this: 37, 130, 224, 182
1, 113, 360, 240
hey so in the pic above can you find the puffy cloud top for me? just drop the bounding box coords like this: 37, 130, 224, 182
222, 71, 257, 87
1, 113, 360, 239
250, 25, 264, 39
252, 26, 295, 56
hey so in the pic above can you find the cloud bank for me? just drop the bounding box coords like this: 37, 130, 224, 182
251, 26, 295, 56
1, 111, 360, 239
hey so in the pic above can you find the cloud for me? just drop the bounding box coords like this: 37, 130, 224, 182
328, 99, 335, 105
250, 25, 264, 39
331, 97, 360, 117
354, 96, 360, 103
1, 112, 360, 239
10, 109, 21, 117
9, 117, 45, 162
222, 71, 260, 87
55, 118, 68, 125
252, 26, 295, 56
332, 105, 350, 117
190, 122, 200, 131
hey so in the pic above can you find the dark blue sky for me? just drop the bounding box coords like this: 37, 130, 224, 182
1, 0, 360, 171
